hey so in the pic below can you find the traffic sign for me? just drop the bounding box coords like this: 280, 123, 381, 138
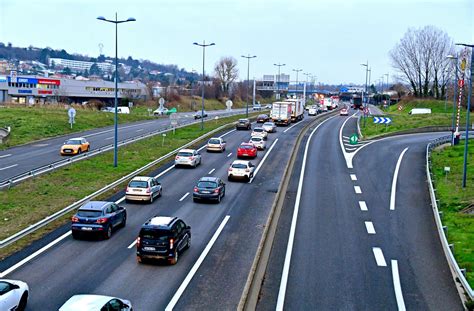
159, 97, 165, 105
349, 134, 358, 145
373, 117, 392, 124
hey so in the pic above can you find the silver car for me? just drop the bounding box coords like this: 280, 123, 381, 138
59, 294, 132, 311
251, 127, 268, 140
125, 176, 162, 203
262, 121, 277, 133
175, 149, 202, 167
206, 137, 226, 152
249, 136, 266, 150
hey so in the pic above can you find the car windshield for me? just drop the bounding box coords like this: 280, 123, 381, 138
251, 137, 262, 142
197, 181, 218, 188
240, 145, 253, 149
253, 128, 263, 132
209, 139, 221, 144
65, 139, 81, 145
129, 180, 148, 188
258, 115, 266, 118
178, 152, 193, 157
232, 163, 247, 169
140, 229, 170, 241
239, 119, 248, 123
77, 210, 102, 217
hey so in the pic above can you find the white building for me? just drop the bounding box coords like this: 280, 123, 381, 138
49, 58, 114, 73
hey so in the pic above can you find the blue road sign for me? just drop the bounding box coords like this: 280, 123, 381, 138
373, 117, 392, 124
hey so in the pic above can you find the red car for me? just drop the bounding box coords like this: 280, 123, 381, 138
237, 142, 258, 159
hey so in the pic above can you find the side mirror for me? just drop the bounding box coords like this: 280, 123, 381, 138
187, 226, 191, 230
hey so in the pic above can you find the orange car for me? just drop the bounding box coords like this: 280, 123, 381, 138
60, 137, 90, 155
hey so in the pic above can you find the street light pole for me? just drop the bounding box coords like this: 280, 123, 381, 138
292, 69, 302, 96
193, 41, 215, 130
97, 13, 136, 168
242, 54, 257, 117
447, 55, 459, 146
361, 61, 369, 126
274, 63, 286, 100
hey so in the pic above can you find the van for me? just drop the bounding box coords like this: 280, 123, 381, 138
409, 108, 431, 115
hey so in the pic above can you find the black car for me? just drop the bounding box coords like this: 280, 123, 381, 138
193, 176, 225, 203
136, 216, 191, 265
236, 118, 251, 130
256, 114, 269, 123
71, 201, 127, 239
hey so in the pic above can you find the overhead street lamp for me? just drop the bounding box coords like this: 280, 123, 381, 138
193, 41, 215, 130
97, 13, 136, 168
274, 63, 286, 100
361, 61, 369, 126
292, 69, 302, 96
242, 54, 257, 117
455, 43, 473, 188
446, 55, 459, 146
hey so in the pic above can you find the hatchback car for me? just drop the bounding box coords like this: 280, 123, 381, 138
60, 137, 90, 155
153, 107, 169, 116
340, 108, 349, 116
194, 110, 208, 119
237, 142, 258, 159
193, 176, 225, 203
308, 105, 319, 116
125, 176, 162, 203
236, 118, 251, 130
249, 136, 266, 150
59, 294, 132, 311
206, 137, 226, 152
0, 279, 28, 311
136, 216, 191, 265
262, 121, 276, 133
256, 114, 269, 123
228, 160, 256, 181
71, 201, 127, 239
175, 149, 202, 167
251, 127, 268, 140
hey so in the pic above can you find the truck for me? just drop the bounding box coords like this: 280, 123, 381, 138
283, 98, 305, 122
351, 94, 363, 110
271, 102, 292, 126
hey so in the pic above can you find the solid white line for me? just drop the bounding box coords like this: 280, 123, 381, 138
365, 221, 376, 234
390, 147, 409, 211
276, 117, 334, 311
179, 192, 190, 202
219, 129, 236, 138
343, 135, 349, 139
373, 247, 387, 267
359, 201, 368, 211
391, 260, 407, 311
116, 197, 125, 204
249, 138, 279, 183
0, 231, 71, 278
227, 152, 233, 157
165, 215, 230, 311
0, 154, 11, 159
127, 239, 137, 249
350, 174, 357, 181
155, 165, 176, 179
0, 164, 18, 171
283, 122, 299, 133
354, 186, 362, 194
208, 168, 216, 174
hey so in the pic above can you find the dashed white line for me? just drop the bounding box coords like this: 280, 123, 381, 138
359, 201, 368, 211
127, 239, 137, 249
249, 138, 279, 183
136, 129, 144, 132
350, 174, 357, 181
354, 186, 362, 194
179, 192, 190, 202
227, 152, 233, 157
390, 147, 409, 211
391, 260, 406, 311
0, 154, 12, 159
0, 164, 18, 171
373, 247, 387, 267
283, 122, 299, 133
105, 136, 114, 140
208, 168, 216, 174
165, 215, 230, 311
365, 221, 376, 234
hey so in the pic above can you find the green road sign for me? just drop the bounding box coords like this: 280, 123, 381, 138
349, 134, 358, 145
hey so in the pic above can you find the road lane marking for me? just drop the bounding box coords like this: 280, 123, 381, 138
276, 117, 334, 311
391, 260, 406, 311
165, 215, 230, 311
0, 231, 71, 278
283, 122, 299, 133
106, 136, 114, 140
83, 121, 155, 138
136, 129, 144, 132
127, 239, 137, 249
373, 247, 387, 267
0, 164, 18, 171
390, 147, 409, 211
0, 154, 11, 159
249, 138, 279, 183
219, 129, 236, 138
227, 152, 233, 157
179, 192, 190, 202
365, 221, 376, 234
359, 201, 368, 211
208, 168, 216, 174
354, 186, 362, 194
155, 165, 176, 179
350, 174, 357, 181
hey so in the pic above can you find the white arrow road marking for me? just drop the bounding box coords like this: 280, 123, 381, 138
365, 221, 376, 234
390, 148, 409, 210
359, 201, 368, 211
373, 247, 387, 267
392, 260, 406, 311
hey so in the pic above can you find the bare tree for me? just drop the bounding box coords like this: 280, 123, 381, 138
390, 26, 456, 99
214, 57, 239, 96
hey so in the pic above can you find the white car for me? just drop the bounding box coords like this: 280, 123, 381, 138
308, 106, 318, 116
59, 294, 132, 311
206, 137, 226, 152
249, 136, 266, 150
262, 121, 276, 133
125, 176, 162, 203
175, 149, 202, 167
0, 279, 29, 311
153, 107, 169, 116
228, 160, 256, 181
251, 127, 268, 140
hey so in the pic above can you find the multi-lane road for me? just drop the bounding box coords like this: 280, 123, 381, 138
0, 107, 463, 310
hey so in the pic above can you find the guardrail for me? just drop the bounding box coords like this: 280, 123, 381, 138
0, 110, 244, 190
426, 135, 474, 301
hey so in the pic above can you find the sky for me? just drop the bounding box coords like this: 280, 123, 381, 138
0, 0, 473, 86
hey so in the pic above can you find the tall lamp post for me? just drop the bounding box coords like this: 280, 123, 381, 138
274, 63, 286, 99
361, 61, 369, 126
455, 43, 473, 188
97, 13, 136, 168
193, 41, 215, 130
447, 55, 459, 146
292, 69, 302, 96
242, 54, 257, 117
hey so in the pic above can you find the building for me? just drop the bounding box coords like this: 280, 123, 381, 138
256, 74, 290, 92
49, 58, 115, 73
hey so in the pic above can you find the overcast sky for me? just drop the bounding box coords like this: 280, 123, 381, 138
0, 0, 472, 85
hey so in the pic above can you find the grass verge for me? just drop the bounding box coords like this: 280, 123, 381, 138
431, 141, 474, 288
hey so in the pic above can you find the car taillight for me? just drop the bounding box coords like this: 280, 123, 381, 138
126, 187, 130, 193
194, 187, 199, 193
175, 156, 180, 160
228, 168, 233, 171
71, 216, 79, 222
136, 237, 141, 248
170, 238, 174, 250
190, 156, 195, 160
146, 187, 151, 194
96, 218, 108, 224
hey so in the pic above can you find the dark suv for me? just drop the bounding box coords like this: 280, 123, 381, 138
193, 176, 225, 203
236, 118, 251, 130
136, 216, 191, 265
71, 201, 127, 239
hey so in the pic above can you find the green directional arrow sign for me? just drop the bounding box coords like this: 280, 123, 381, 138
349, 134, 358, 145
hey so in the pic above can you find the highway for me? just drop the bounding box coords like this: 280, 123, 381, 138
256, 111, 462, 310
0, 108, 247, 183
0, 112, 314, 310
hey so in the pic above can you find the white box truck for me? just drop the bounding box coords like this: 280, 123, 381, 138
271, 102, 292, 126
284, 98, 305, 121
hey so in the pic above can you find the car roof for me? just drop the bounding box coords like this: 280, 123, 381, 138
198, 176, 220, 182
208, 137, 222, 141
232, 160, 250, 165
144, 216, 177, 228
238, 118, 249, 121
59, 294, 125, 311
130, 176, 153, 182
68, 137, 85, 140
178, 148, 196, 153
79, 201, 110, 211
250, 136, 263, 140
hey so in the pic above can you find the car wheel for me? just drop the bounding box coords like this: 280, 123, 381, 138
77, 148, 81, 154
170, 250, 178, 265
227, 175, 232, 181
87, 146, 90, 152
104, 225, 112, 239
193, 197, 198, 203
158, 188, 162, 197
136, 256, 143, 264
217, 193, 221, 203
18, 292, 28, 311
